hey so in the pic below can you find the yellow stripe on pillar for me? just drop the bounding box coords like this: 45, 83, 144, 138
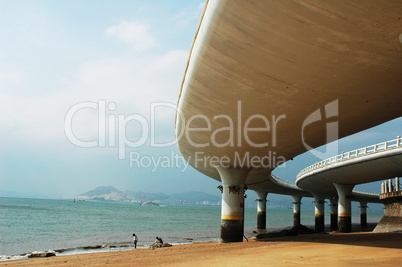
221, 215, 244, 220
339, 214, 351, 218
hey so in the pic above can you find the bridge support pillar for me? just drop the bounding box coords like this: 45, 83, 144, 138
255, 191, 268, 230
216, 166, 251, 243
359, 202, 368, 228
292, 196, 302, 226
312, 194, 325, 232
329, 197, 338, 231
334, 183, 355, 233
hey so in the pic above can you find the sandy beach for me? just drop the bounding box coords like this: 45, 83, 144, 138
1, 232, 401, 266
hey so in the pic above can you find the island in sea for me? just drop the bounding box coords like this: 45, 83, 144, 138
72, 186, 307, 208
74, 186, 222, 206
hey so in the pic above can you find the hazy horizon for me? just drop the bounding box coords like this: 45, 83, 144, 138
0, 0, 400, 199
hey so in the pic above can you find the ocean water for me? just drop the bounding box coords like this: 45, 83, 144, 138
0, 197, 383, 257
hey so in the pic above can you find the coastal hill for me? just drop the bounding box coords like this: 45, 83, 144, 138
77, 186, 222, 205
75, 186, 384, 211
75, 186, 314, 208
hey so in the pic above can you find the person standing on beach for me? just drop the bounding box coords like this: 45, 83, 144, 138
133, 233, 138, 249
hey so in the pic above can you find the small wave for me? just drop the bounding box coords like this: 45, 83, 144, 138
0, 244, 136, 262
0, 254, 29, 262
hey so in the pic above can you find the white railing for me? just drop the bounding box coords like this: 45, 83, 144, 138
271, 173, 299, 188
296, 136, 402, 179
352, 190, 379, 197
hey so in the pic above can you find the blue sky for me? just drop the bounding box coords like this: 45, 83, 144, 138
0, 0, 400, 198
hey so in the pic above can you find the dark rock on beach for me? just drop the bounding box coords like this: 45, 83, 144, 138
28, 251, 56, 258
82, 245, 104, 250
256, 225, 317, 240
109, 244, 130, 248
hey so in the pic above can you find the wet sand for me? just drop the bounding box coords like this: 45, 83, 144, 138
1, 232, 401, 266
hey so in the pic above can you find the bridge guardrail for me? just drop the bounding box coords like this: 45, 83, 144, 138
296, 136, 402, 179
271, 173, 299, 188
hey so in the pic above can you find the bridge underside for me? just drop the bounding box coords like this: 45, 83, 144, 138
176, 0, 402, 240
177, 0, 402, 188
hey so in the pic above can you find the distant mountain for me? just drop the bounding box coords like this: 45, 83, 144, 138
77, 186, 125, 201
78, 186, 123, 197
77, 186, 299, 207
76, 186, 319, 208
77, 186, 221, 205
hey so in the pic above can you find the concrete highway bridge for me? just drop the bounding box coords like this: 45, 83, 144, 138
175, 0, 402, 242
296, 137, 402, 232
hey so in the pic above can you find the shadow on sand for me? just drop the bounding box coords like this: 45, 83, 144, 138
255, 223, 402, 249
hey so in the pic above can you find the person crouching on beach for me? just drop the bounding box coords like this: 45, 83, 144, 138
133, 233, 138, 249
155, 236, 163, 244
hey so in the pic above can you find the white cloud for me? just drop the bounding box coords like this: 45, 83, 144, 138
0, 49, 189, 145
105, 21, 157, 51
73, 50, 188, 111
0, 71, 23, 85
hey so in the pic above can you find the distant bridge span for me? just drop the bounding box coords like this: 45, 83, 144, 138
297, 137, 402, 195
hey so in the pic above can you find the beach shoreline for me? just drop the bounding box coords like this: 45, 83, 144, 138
0, 222, 381, 263
0, 222, 378, 262
1, 231, 401, 266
